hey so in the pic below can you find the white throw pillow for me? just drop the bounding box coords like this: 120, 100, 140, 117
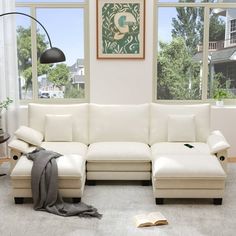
45, 114, 73, 142
168, 114, 196, 142
14, 126, 43, 146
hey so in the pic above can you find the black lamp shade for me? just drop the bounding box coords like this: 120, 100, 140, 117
40, 47, 66, 64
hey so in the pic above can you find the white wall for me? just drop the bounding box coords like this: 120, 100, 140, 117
89, 0, 153, 104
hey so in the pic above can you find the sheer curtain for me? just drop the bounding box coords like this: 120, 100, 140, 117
0, 0, 19, 135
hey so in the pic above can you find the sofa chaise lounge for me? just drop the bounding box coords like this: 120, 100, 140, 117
8, 103, 230, 205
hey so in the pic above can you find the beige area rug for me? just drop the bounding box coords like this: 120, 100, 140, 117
0, 162, 236, 236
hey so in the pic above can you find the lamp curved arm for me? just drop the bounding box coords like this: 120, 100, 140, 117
0, 11, 65, 63
0, 11, 52, 48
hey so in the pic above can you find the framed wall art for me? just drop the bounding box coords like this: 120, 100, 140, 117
96, 0, 145, 59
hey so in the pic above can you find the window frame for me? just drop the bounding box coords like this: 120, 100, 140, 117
230, 19, 236, 32
230, 19, 236, 44
153, 1, 236, 104
16, 1, 89, 104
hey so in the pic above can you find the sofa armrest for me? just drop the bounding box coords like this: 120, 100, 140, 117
8, 138, 36, 170
8, 138, 30, 154
207, 130, 230, 155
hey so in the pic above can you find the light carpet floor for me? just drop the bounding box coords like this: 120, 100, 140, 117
0, 162, 236, 236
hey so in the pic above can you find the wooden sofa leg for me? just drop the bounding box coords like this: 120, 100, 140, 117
86, 180, 96, 186
72, 198, 81, 203
14, 197, 24, 204
155, 198, 164, 205
213, 198, 222, 205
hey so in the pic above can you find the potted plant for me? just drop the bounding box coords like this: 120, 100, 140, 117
0, 97, 13, 137
213, 88, 227, 107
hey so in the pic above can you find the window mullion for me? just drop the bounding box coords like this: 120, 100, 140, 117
201, 6, 210, 101
84, 3, 90, 102
153, 2, 158, 102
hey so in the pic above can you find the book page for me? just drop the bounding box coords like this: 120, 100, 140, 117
147, 212, 168, 225
134, 214, 153, 227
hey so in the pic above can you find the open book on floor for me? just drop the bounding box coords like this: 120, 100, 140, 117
134, 212, 168, 228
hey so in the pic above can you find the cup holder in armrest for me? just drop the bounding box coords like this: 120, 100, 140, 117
13, 155, 19, 161
219, 156, 225, 161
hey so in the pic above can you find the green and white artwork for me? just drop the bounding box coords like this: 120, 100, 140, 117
97, 0, 145, 59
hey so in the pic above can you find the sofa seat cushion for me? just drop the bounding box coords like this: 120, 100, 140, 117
87, 161, 151, 172
86, 142, 151, 161
41, 142, 87, 156
152, 154, 226, 179
151, 142, 211, 157
11, 154, 86, 189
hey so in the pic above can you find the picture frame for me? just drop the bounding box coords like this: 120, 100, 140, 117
96, 0, 145, 59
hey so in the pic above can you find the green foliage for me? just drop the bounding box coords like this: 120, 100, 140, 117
17, 26, 51, 92
213, 89, 228, 101
47, 64, 69, 90
17, 26, 31, 71
172, 0, 225, 54
157, 37, 201, 100
212, 73, 234, 100
198, 1, 225, 42
0, 97, 13, 110
209, 15, 225, 41
172, 1, 199, 54
64, 83, 85, 99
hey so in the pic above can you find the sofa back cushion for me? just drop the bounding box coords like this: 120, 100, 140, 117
44, 114, 73, 142
28, 103, 89, 144
89, 104, 149, 143
150, 103, 210, 145
167, 114, 196, 142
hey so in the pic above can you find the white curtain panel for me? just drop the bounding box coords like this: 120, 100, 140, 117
0, 0, 19, 135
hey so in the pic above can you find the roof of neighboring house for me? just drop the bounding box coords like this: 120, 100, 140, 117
193, 46, 236, 64
72, 74, 84, 84
69, 59, 84, 72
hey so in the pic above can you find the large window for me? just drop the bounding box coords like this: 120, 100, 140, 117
155, 0, 236, 102
16, 1, 89, 102
156, 6, 203, 100
208, 8, 236, 99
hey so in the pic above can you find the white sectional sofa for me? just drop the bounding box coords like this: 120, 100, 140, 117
8, 103, 230, 205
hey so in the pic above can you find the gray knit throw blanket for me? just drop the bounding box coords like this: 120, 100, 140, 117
26, 147, 102, 218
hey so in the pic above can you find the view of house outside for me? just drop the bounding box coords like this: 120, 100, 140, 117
16, 1, 86, 100
156, 0, 236, 100
207, 7, 236, 99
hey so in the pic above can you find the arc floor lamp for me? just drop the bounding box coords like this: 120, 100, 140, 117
0, 11, 66, 64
